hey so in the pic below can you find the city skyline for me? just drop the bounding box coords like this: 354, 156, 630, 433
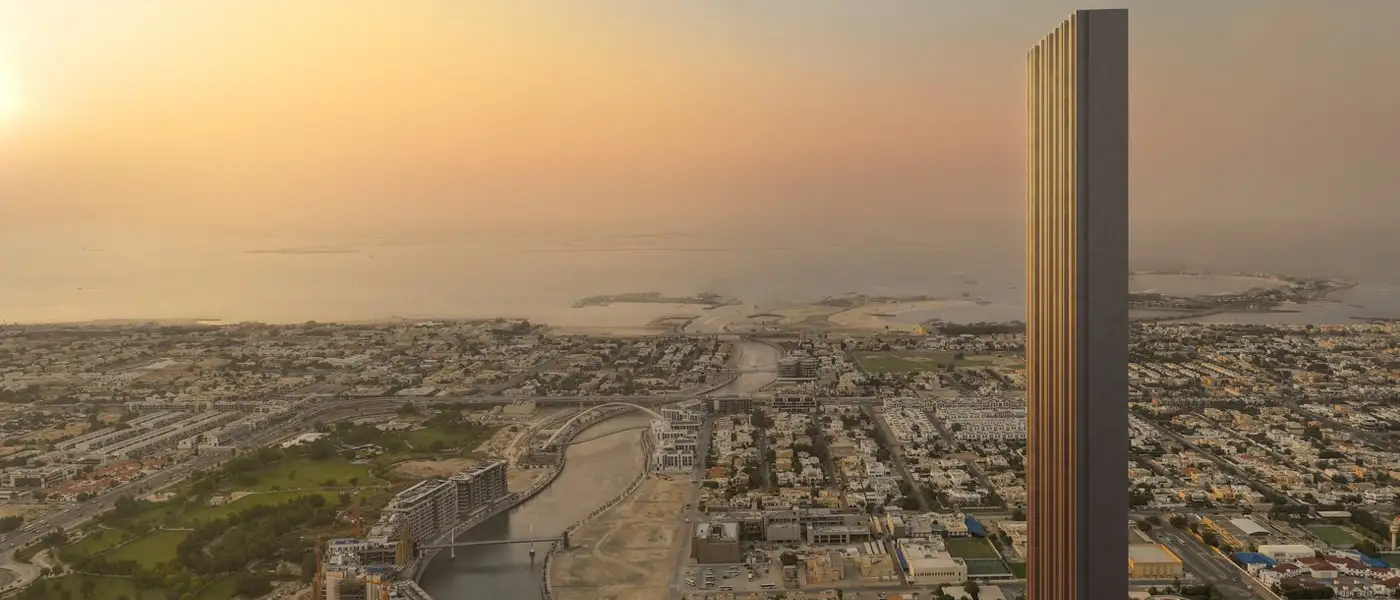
1025, 9, 1129, 600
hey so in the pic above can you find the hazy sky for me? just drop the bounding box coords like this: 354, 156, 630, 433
2, 1, 1399, 274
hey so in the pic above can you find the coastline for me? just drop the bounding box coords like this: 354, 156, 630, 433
5, 273, 1395, 332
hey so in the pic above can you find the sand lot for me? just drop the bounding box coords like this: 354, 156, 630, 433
550, 476, 687, 600
508, 468, 550, 493
828, 299, 974, 331
0, 505, 49, 520
391, 457, 480, 479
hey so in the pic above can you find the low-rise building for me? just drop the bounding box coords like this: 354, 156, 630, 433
692, 520, 742, 564
1128, 543, 1183, 579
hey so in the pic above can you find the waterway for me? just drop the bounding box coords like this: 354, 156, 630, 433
419, 413, 651, 600
708, 338, 782, 395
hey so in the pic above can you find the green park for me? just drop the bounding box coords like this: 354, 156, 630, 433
16, 408, 495, 600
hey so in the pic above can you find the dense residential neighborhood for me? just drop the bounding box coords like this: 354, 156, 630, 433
2, 319, 1399, 599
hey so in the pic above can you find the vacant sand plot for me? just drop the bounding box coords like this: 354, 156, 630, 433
550, 476, 687, 600
0, 505, 48, 519
828, 300, 964, 330
508, 468, 549, 493
391, 457, 479, 480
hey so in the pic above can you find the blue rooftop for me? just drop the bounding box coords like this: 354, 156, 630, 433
1354, 552, 1389, 569
1234, 552, 1276, 567
964, 515, 987, 538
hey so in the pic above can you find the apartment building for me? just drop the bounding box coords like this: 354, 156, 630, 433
2, 465, 77, 489
709, 395, 753, 415
449, 461, 508, 518
770, 394, 819, 413
384, 479, 457, 543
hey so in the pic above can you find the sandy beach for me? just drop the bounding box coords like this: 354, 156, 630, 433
828, 299, 977, 331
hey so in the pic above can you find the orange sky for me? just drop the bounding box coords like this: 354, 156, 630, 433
2, 0, 1398, 239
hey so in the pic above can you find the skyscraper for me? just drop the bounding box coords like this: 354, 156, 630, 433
1025, 9, 1129, 600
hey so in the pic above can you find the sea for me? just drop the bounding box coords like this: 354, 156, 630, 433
4, 223, 1399, 327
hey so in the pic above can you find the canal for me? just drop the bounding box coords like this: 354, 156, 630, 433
419, 412, 652, 600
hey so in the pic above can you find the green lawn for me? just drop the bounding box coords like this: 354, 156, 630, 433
946, 537, 1001, 559
191, 577, 237, 600
853, 351, 994, 373
107, 530, 189, 569
1309, 524, 1366, 548
67, 529, 127, 557
1009, 561, 1027, 578
1375, 553, 1400, 567
110, 503, 178, 530
404, 424, 493, 451
965, 558, 1012, 575
22, 574, 167, 600
239, 457, 377, 491
182, 490, 347, 524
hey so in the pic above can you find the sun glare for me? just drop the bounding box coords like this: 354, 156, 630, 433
0, 75, 18, 125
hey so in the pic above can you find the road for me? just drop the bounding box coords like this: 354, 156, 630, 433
0, 338, 787, 595
1143, 419, 1295, 505
863, 405, 930, 512
1151, 527, 1277, 600
923, 409, 998, 509
664, 339, 775, 600
0, 403, 401, 590
1282, 399, 1395, 450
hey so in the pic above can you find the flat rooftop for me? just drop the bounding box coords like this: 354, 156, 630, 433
1128, 543, 1182, 564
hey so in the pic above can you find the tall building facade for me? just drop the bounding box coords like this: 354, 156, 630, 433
1025, 9, 1129, 600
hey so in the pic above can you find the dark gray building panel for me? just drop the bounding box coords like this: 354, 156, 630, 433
1076, 7, 1130, 599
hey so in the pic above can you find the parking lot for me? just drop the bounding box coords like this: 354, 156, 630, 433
683, 562, 786, 594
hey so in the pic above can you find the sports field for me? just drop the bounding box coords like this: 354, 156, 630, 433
946, 537, 1001, 559
965, 558, 1011, 575
1308, 524, 1366, 548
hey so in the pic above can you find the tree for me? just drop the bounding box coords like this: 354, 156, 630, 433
233, 572, 274, 597
1146, 515, 1162, 526
1011, 507, 1027, 521
965, 580, 981, 600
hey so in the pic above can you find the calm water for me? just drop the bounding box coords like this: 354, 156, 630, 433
4, 227, 1399, 325
419, 413, 650, 600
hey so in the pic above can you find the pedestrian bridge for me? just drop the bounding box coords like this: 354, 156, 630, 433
542, 402, 665, 449
419, 535, 565, 550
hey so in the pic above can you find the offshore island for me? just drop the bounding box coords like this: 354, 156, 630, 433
573, 292, 742, 310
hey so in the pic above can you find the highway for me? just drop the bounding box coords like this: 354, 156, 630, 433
1150, 527, 1277, 600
